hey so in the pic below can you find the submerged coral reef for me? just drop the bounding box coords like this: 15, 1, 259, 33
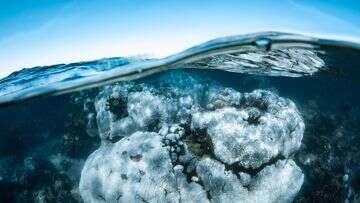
1, 69, 359, 202
79, 72, 305, 202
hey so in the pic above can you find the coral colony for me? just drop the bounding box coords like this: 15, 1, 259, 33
80, 72, 304, 202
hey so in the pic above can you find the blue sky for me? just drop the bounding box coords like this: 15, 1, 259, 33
0, 0, 360, 78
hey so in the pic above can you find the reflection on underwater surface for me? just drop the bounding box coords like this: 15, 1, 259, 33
1, 32, 359, 106
0, 32, 360, 202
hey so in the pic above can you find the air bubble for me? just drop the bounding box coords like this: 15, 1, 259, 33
254, 37, 272, 51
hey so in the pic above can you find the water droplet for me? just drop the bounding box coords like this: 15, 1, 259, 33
254, 37, 272, 51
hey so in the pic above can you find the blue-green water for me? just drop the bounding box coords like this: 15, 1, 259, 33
0, 32, 359, 202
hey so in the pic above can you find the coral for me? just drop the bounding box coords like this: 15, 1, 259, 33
80, 130, 304, 203
79, 132, 206, 202
80, 72, 305, 202
192, 90, 304, 169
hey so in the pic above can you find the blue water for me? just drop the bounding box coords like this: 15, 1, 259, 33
0, 32, 360, 202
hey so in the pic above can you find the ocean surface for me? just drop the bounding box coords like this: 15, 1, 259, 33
0, 32, 360, 202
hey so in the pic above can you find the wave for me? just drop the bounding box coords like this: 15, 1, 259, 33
0, 31, 359, 106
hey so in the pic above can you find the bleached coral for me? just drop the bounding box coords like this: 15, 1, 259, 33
79, 132, 206, 203
94, 85, 171, 142
79, 132, 178, 202
192, 90, 304, 169
196, 158, 304, 203
80, 71, 305, 203
80, 132, 303, 203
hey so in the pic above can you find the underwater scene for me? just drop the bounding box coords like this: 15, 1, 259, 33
0, 32, 360, 203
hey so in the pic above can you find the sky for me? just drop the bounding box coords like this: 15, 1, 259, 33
0, 0, 360, 78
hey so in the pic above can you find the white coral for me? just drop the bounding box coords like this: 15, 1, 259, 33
79, 132, 206, 203
80, 71, 305, 203
192, 90, 304, 169
196, 158, 304, 203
